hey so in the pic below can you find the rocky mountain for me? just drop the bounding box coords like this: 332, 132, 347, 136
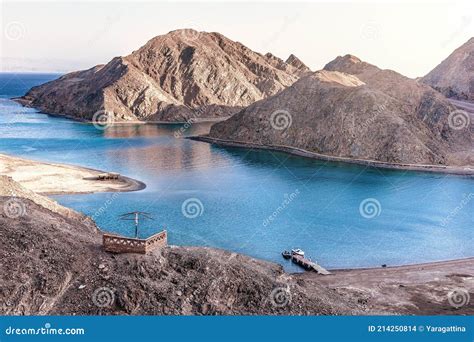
422, 37, 474, 100
208, 55, 473, 166
17, 29, 306, 122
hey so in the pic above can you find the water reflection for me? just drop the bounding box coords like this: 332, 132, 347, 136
102, 122, 213, 138
104, 138, 233, 174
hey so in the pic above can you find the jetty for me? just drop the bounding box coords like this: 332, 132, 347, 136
283, 249, 331, 275
291, 254, 331, 275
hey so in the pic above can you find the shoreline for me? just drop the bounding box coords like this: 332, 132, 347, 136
1, 152, 470, 274
190, 135, 474, 176
13, 97, 229, 125
0, 153, 146, 195
328, 256, 474, 273
0, 156, 472, 315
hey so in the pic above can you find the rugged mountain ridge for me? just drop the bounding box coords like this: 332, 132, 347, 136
208, 55, 473, 166
422, 37, 474, 100
18, 29, 306, 122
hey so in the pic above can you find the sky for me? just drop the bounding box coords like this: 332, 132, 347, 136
0, 0, 473, 78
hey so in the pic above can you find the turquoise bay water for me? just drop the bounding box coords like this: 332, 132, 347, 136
0, 73, 472, 272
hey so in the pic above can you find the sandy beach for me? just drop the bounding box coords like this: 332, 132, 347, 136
0, 153, 145, 195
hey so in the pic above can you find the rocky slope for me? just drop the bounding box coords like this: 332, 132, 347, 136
422, 37, 474, 100
0, 175, 88, 221
1, 178, 471, 315
17, 29, 306, 122
208, 55, 473, 166
0, 194, 357, 315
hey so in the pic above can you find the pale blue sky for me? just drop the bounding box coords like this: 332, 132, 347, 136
1, 0, 473, 77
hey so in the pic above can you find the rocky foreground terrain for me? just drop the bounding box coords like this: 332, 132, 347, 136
17, 29, 307, 122
422, 37, 474, 101
0, 176, 472, 315
208, 55, 473, 166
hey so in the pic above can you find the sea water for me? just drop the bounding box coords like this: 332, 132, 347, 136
0, 73, 472, 272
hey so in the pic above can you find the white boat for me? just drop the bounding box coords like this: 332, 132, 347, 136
291, 248, 305, 257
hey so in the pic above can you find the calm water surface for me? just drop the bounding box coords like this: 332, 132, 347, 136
0, 73, 472, 272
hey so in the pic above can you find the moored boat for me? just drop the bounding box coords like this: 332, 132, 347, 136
291, 248, 305, 257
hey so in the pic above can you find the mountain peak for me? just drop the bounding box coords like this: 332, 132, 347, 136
20, 29, 307, 122
422, 37, 474, 100
310, 70, 365, 87
285, 54, 311, 74
323, 54, 368, 72
208, 56, 470, 167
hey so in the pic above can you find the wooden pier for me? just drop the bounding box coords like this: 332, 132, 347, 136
291, 254, 331, 275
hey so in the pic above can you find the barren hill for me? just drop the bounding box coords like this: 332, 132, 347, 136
207, 55, 473, 166
422, 37, 474, 101
17, 29, 306, 122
